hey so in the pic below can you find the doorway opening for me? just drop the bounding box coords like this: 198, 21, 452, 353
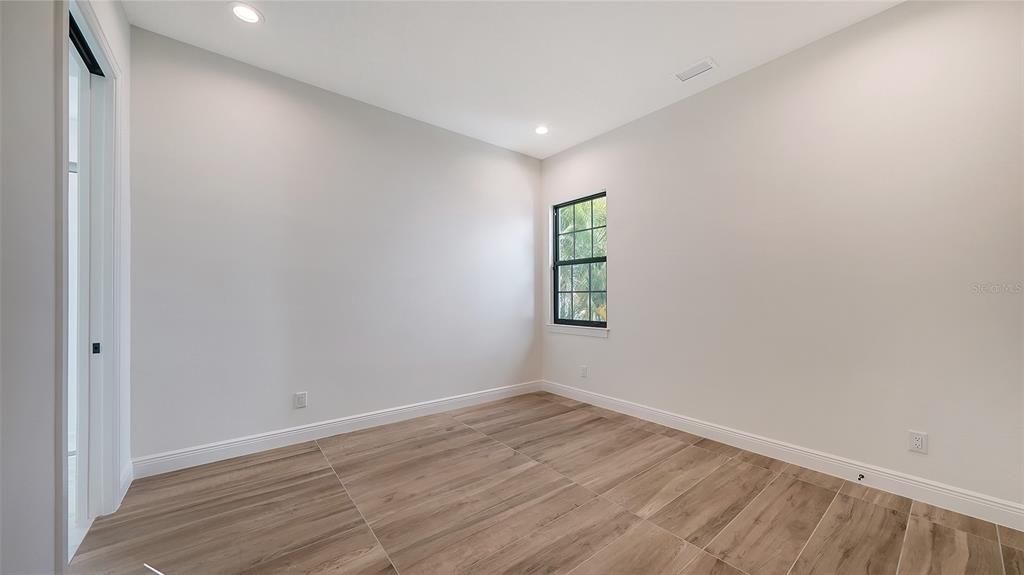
67, 10, 109, 561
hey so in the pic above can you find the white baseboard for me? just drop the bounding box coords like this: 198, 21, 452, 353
131, 377, 1024, 530
133, 381, 543, 479
542, 380, 1024, 531
117, 464, 133, 507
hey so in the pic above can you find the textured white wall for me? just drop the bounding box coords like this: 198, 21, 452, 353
130, 30, 541, 457
1, 2, 5, 568
1, 1, 64, 571
540, 1, 1024, 502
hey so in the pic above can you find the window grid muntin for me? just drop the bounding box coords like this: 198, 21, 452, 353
553, 192, 607, 328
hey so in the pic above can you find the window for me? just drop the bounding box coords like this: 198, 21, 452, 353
553, 192, 607, 327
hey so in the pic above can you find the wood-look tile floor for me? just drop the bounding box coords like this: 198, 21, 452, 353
70, 392, 1018, 574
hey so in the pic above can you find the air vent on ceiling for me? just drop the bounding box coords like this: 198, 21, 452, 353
676, 58, 717, 84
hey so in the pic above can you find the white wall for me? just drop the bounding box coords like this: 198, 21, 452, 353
540, 1, 1024, 503
1, 1, 64, 572
130, 29, 540, 458
0, 2, 5, 568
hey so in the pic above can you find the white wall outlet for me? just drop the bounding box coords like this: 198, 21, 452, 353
908, 430, 928, 454
579, 365, 589, 379
294, 391, 308, 409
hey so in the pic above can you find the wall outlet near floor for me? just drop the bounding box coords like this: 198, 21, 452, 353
294, 391, 308, 409
908, 430, 928, 454
579, 365, 589, 379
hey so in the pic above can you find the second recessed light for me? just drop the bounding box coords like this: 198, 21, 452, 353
535, 125, 549, 135
232, 2, 262, 24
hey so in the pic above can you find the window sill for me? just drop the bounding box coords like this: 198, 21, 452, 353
546, 324, 610, 338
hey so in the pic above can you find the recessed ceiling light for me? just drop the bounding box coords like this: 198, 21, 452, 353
535, 125, 549, 135
232, 3, 262, 24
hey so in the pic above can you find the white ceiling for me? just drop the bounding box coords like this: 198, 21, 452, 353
124, 1, 895, 159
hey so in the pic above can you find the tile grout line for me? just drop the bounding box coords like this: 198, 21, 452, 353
633, 447, 756, 524
544, 389, 1009, 549
449, 417, 603, 500
529, 396, 712, 499
476, 397, 735, 513
314, 439, 404, 575
323, 400, 611, 573
653, 543, 704, 575
998, 526, 1008, 575
702, 471, 783, 554
561, 522, 641, 575
611, 449, 744, 539
892, 504, 913, 575
596, 434, 696, 490
557, 400, 765, 575
785, 489, 841, 575
635, 520, 758, 575
463, 395, 908, 575
591, 446, 732, 522
455, 396, 708, 500
344, 408, 613, 575
444, 416, 627, 571
452, 404, 697, 573
713, 555, 756, 575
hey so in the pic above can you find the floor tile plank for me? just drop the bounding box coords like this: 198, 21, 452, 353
397, 480, 596, 574
509, 413, 632, 464
604, 446, 730, 518
897, 515, 1002, 575
568, 432, 688, 494
1001, 525, 1024, 551
525, 391, 586, 408
705, 475, 836, 575
571, 521, 702, 575
547, 425, 654, 478
781, 464, 844, 492
660, 427, 704, 444
367, 456, 552, 551
693, 438, 742, 458
452, 398, 578, 436
911, 502, 998, 542
840, 481, 913, 514
577, 405, 633, 422
70, 443, 385, 575
467, 498, 639, 575
733, 450, 787, 473
237, 523, 397, 575
341, 436, 518, 518
489, 407, 603, 449
789, 493, 907, 575
678, 551, 747, 575
1005, 545, 1024, 575
317, 414, 461, 465
319, 419, 480, 482
650, 459, 775, 547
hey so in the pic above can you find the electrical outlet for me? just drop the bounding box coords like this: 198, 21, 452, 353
580, 365, 589, 379
908, 430, 928, 454
294, 391, 308, 409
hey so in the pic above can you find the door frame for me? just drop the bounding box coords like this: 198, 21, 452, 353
61, 0, 130, 567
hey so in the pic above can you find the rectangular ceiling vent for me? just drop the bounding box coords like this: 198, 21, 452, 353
676, 58, 717, 84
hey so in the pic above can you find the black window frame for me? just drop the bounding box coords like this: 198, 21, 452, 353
552, 191, 607, 328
